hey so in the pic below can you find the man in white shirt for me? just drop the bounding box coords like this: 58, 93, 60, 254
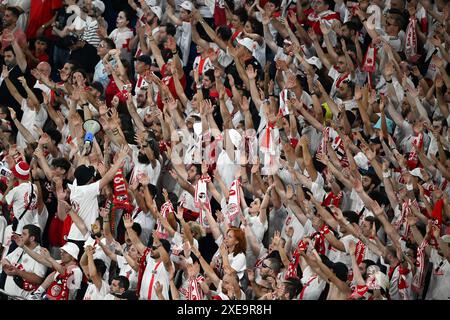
124, 215, 173, 300
0, 224, 46, 299
67, 147, 128, 251
80, 245, 109, 300
4, 161, 38, 236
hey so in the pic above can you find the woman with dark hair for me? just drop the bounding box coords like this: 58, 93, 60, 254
99, 10, 134, 64
243, 17, 266, 66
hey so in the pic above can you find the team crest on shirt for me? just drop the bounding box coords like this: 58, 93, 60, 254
51, 285, 62, 296
23, 192, 37, 210
71, 201, 80, 213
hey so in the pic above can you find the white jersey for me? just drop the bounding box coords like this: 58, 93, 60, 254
117, 255, 138, 291
4, 246, 47, 299
425, 249, 450, 300
139, 255, 172, 300
5, 182, 39, 235
67, 181, 100, 241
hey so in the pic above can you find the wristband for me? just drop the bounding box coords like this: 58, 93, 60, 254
406, 183, 414, 191
382, 171, 391, 178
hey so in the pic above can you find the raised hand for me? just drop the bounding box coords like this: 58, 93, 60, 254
123, 213, 134, 229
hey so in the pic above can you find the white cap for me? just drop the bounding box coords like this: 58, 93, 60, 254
409, 168, 423, 180
150, 6, 162, 20
237, 38, 256, 53
61, 242, 80, 260
145, 0, 157, 7
306, 56, 322, 70
228, 129, 242, 148
180, 1, 193, 11
92, 0, 105, 14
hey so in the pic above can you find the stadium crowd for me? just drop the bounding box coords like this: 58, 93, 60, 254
0, 0, 449, 300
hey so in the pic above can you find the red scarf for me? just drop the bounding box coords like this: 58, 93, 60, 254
355, 240, 366, 265
398, 265, 411, 300
285, 240, 308, 280
314, 225, 331, 255
112, 169, 134, 213
136, 247, 151, 296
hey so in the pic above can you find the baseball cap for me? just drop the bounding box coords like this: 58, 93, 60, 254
74, 165, 95, 186
150, 6, 162, 20
61, 242, 80, 260
409, 168, 424, 180
136, 54, 152, 66
306, 56, 322, 70
92, 0, 105, 14
237, 38, 255, 53
144, 0, 157, 7
373, 116, 395, 135
179, 1, 193, 11
12, 161, 30, 180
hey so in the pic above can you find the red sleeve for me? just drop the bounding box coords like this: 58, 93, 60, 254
52, 0, 63, 10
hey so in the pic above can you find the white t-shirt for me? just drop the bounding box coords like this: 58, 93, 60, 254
299, 266, 326, 300
117, 255, 138, 291
109, 27, 134, 63
139, 255, 172, 300
16, 99, 48, 149
67, 180, 100, 241
83, 280, 110, 300
4, 246, 47, 299
212, 235, 246, 279
5, 182, 39, 235
425, 249, 450, 300
328, 66, 353, 100
129, 145, 161, 186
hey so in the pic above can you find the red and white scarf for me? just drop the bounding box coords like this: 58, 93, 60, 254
395, 199, 418, 239
316, 127, 348, 167
195, 175, 212, 228
285, 240, 308, 280
156, 201, 174, 239
411, 237, 428, 294
112, 168, 134, 213
405, 18, 421, 63
397, 265, 411, 300
362, 43, 377, 73
362, 43, 377, 88
355, 240, 366, 265
314, 224, 331, 255
187, 275, 205, 300
226, 179, 240, 225
407, 133, 423, 169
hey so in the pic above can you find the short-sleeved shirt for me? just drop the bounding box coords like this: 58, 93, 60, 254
4, 246, 47, 298
117, 255, 138, 291
67, 181, 100, 241
425, 249, 450, 300
5, 182, 39, 235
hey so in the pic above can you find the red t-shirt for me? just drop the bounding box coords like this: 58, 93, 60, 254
26, 0, 62, 39
28, 51, 50, 69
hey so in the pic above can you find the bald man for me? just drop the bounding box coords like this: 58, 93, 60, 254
33, 62, 52, 96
